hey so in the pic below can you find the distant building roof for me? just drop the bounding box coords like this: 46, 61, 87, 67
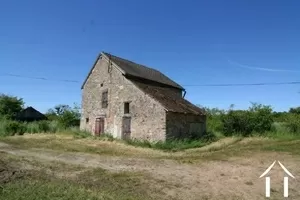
16, 106, 47, 121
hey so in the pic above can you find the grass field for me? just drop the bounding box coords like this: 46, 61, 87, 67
1, 134, 300, 200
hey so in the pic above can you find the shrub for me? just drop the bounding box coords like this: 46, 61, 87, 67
37, 120, 51, 133
26, 121, 40, 133
1, 120, 26, 136
221, 103, 273, 136
25, 120, 60, 134
270, 122, 289, 133
249, 103, 273, 133
207, 115, 223, 133
49, 120, 60, 133
58, 111, 80, 128
222, 110, 252, 136
285, 114, 300, 134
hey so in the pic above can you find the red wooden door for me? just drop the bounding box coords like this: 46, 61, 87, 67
121, 117, 131, 140
95, 118, 104, 136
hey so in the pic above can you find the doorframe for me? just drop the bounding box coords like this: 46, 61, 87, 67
121, 116, 131, 140
94, 117, 105, 136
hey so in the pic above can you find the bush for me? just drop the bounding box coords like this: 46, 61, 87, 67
1, 120, 26, 136
26, 121, 40, 134
57, 111, 80, 128
25, 120, 57, 134
49, 120, 60, 133
221, 103, 273, 136
285, 114, 300, 133
37, 120, 51, 133
207, 116, 223, 133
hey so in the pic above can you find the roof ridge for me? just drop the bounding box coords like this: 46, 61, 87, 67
101, 52, 184, 90
102, 52, 160, 72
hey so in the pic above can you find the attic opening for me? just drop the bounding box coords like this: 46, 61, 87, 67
124, 102, 130, 114
102, 90, 108, 108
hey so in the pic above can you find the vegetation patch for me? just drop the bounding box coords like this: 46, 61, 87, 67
0, 153, 167, 200
126, 138, 208, 151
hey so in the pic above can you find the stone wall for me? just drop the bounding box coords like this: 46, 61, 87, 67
166, 112, 206, 140
80, 55, 167, 141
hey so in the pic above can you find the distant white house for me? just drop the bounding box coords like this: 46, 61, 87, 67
260, 160, 295, 198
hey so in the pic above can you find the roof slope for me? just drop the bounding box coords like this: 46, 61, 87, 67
16, 106, 47, 120
102, 52, 184, 90
132, 81, 205, 115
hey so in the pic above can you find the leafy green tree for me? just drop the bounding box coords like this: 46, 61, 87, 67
44, 108, 58, 121
46, 103, 81, 128
289, 107, 300, 114
54, 104, 72, 115
0, 93, 24, 119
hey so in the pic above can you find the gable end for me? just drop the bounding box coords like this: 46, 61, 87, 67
81, 52, 126, 89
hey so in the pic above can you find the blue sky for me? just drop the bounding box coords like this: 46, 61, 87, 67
0, 0, 299, 113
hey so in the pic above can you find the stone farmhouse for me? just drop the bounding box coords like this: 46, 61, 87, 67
80, 52, 206, 141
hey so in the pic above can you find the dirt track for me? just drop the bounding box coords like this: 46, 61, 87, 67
1, 141, 299, 200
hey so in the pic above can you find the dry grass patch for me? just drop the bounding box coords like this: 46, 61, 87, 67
0, 152, 174, 200
2, 134, 300, 164
0, 134, 168, 158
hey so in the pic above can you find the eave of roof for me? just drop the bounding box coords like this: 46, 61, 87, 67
131, 81, 206, 116
81, 52, 185, 90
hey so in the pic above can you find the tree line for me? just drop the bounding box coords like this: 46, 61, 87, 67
201, 103, 300, 137
1, 93, 299, 138
0, 93, 81, 136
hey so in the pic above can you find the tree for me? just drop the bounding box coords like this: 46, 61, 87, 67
289, 107, 300, 114
46, 103, 81, 128
45, 108, 58, 121
0, 93, 24, 119
54, 104, 72, 115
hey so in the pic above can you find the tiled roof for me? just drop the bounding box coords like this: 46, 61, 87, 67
132, 81, 205, 115
102, 52, 184, 90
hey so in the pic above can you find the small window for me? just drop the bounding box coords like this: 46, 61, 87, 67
86, 118, 89, 123
100, 83, 103, 87
124, 102, 130, 114
102, 90, 108, 108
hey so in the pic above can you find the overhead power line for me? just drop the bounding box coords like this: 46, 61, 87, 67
183, 81, 300, 87
1, 73, 79, 83
1, 73, 300, 87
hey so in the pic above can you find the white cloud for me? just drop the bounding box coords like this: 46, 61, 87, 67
226, 58, 300, 73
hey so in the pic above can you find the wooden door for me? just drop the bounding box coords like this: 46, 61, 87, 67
94, 118, 104, 136
121, 117, 131, 140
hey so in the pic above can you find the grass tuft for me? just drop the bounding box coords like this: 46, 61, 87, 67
126, 138, 210, 151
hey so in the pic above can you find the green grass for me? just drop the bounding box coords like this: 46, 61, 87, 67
0, 129, 218, 153
1, 178, 102, 200
1, 129, 300, 163
196, 138, 300, 161
125, 139, 209, 152
0, 118, 83, 137
0, 134, 164, 158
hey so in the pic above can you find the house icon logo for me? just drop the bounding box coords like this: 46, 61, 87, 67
259, 160, 295, 198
